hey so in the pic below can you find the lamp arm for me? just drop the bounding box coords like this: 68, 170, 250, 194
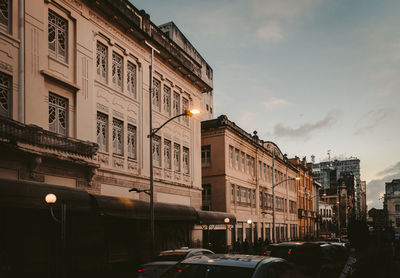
273, 178, 295, 189
49, 207, 61, 223
149, 112, 188, 137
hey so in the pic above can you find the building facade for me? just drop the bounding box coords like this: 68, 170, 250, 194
201, 115, 299, 247
289, 157, 317, 239
319, 201, 334, 237
313, 158, 364, 220
0, 0, 231, 275
384, 179, 400, 235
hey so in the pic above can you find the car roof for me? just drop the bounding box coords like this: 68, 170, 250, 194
273, 242, 305, 246
180, 254, 284, 268
142, 261, 178, 267
158, 248, 213, 256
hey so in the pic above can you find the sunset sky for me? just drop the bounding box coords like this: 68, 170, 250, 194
132, 0, 400, 209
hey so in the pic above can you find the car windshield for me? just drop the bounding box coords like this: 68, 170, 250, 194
154, 253, 188, 262
161, 263, 254, 278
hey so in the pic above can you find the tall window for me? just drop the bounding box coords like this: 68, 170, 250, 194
164, 139, 171, 169
49, 93, 68, 135
229, 146, 234, 167
127, 62, 136, 98
241, 152, 245, 172
163, 86, 171, 116
231, 184, 235, 203
127, 124, 137, 159
97, 112, 108, 152
48, 10, 68, 62
246, 155, 250, 174
235, 149, 239, 170
173, 92, 180, 119
152, 78, 161, 111
112, 119, 123, 155
182, 97, 189, 125
112, 52, 123, 90
183, 147, 189, 174
174, 143, 180, 172
396, 204, 400, 213
96, 42, 107, 82
201, 145, 211, 167
152, 136, 161, 167
0, 71, 11, 117
202, 184, 211, 211
0, 0, 10, 33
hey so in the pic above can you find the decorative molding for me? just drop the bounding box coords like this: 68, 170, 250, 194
164, 169, 172, 179
112, 110, 124, 119
81, 56, 89, 99
112, 96, 125, 110
154, 167, 162, 178
113, 156, 124, 169
96, 87, 110, 103
67, 0, 82, 9
183, 174, 190, 183
30, 27, 40, 77
128, 161, 138, 173
127, 116, 137, 125
98, 153, 109, 165
174, 172, 181, 181
0, 61, 12, 73
97, 103, 109, 113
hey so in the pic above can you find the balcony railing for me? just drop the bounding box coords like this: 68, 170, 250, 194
0, 116, 98, 158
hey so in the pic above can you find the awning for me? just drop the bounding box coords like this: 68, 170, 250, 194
196, 210, 236, 225
0, 178, 92, 212
92, 194, 198, 222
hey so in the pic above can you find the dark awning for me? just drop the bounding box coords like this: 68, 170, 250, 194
196, 210, 236, 225
93, 194, 198, 222
0, 178, 92, 212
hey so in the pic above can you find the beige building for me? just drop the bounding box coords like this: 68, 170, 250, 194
0, 0, 232, 274
289, 157, 317, 239
201, 115, 300, 248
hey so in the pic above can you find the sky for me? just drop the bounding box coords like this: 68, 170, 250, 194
131, 0, 400, 209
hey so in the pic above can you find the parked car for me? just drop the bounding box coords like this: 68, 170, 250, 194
160, 253, 293, 278
136, 248, 214, 278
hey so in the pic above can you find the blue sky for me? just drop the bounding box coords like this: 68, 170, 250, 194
131, 0, 400, 209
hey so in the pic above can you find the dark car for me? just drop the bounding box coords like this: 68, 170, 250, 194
160, 253, 293, 278
137, 248, 214, 278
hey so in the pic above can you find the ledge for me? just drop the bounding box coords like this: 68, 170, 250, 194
40, 69, 81, 92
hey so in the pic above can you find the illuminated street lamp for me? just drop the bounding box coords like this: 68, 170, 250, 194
129, 43, 201, 257
224, 217, 230, 253
271, 175, 300, 243
45, 193, 66, 278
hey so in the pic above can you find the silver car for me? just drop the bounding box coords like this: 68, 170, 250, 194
160, 254, 293, 278
137, 248, 214, 278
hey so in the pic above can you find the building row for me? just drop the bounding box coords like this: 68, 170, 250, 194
0, 0, 350, 276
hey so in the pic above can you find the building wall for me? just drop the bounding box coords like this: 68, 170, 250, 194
0, 0, 213, 211
201, 116, 299, 245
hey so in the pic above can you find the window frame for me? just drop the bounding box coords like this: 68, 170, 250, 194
164, 139, 172, 170
127, 124, 137, 160
0, 71, 12, 118
97, 112, 108, 152
48, 92, 68, 136
127, 61, 137, 98
0, 0, 11, 33
48, 9, 68, 62
96, 41, 108, 82
112, 118, 123, 155
111, 51, 123, 90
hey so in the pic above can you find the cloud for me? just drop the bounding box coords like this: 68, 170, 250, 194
263, 96, 292, 110
249, 0, 322, 21
256, 22, 284, 42
377, 161, 400, 177
354, 108, 394, 135
273, 110, 339, 139
367, 167, 400, 209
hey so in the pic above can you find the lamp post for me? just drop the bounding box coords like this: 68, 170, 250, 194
224, 217, 230, 253
130, 54, 200, 257
45, 193, 66, 278
269, 176, 300, 243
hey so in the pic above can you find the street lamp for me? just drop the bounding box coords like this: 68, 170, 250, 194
224, 217, 230, 253
130, 42, 201, 257
271, 176, 300, 243
45, 193, 66, 278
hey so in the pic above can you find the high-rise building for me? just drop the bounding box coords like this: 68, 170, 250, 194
313, 158, 363, 220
